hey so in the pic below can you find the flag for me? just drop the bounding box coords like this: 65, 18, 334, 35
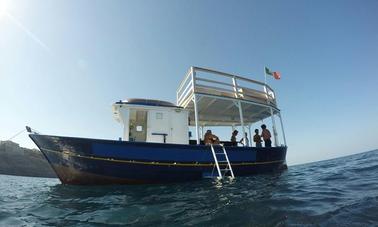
265, 66, 281, 80
273, 71, 281, 80
264, 67, 273, 76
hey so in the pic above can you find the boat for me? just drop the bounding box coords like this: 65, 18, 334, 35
29, 66, 288, 185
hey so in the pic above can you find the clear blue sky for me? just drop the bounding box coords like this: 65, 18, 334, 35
1, 0, 377, 165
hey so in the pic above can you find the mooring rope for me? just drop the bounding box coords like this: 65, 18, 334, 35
5, 126, 39, 142
7, 128, 26, 141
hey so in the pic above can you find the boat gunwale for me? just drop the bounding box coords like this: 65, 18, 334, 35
30, 133, 288, 150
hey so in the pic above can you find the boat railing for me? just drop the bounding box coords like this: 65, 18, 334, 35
176, 66, 287, 147
177, 66, 276, 108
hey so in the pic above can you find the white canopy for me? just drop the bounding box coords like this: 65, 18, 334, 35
177, 66, 280, 126
176, 66, 286, 146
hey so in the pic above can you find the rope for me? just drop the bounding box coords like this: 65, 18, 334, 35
5, 126, 39, 141
7, 128, 26, 141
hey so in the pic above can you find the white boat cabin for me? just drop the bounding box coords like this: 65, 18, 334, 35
112, 99, 189, 144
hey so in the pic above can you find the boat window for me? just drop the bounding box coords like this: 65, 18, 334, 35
156, 112, 163, 119
129, 109, 148, 142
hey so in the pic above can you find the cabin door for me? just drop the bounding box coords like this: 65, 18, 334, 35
129, 109, 148, 142
147, 110, 170, 143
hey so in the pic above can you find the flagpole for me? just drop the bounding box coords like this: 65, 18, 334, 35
264, 66, 279, 147
264, 66, 267, 93
264, 66, 267, 85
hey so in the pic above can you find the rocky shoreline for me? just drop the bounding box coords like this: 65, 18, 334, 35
0, 140, 56, 178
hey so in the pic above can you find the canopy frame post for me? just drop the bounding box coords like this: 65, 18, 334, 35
278, 112, 287, 146
237, 101, 246, 147
201, 125, 205, 140
248, 124, 252, 147
193, 95, 201, 144
191, 67, 200, 145
232, 77, 247, 147
270, 107, 279, 146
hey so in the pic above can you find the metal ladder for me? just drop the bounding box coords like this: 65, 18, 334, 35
210, 144, 235, 179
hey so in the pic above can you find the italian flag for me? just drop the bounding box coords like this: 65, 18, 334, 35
265, 67, 281, 80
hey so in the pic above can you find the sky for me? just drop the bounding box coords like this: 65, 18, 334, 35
0, 0, 377, 165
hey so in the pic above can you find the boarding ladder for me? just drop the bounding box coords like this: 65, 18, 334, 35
210, 144, 235, 179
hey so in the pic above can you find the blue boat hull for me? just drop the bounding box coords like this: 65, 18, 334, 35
29, 134, 287, 185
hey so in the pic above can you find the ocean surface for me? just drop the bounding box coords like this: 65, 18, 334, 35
0, 150, 377, 226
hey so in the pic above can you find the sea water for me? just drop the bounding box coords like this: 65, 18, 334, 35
0, 149, 377, 226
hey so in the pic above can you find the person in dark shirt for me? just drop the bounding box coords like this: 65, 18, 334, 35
261, 124, 272, 147
253, 129, 262, 147
230, 130, 238, 146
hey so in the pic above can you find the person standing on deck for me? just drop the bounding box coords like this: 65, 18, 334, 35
261, 124, 272, 147
239, 132, 249, 147
253, 129, 262, 147
230, 130, 238, 146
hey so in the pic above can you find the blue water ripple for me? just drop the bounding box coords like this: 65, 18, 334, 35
0, 149, 377, 226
